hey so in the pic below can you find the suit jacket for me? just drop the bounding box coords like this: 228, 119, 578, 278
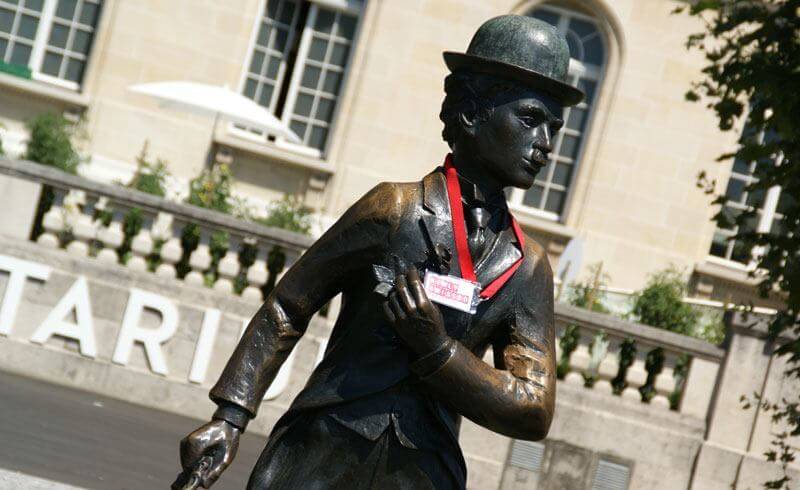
210, 168, 556, 473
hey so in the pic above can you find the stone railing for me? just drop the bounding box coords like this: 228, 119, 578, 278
0, 157, 726, 419
0, 157, 315, 303
553, 302, 725, 417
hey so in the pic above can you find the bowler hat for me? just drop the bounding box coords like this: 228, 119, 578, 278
444, 15, 584, 106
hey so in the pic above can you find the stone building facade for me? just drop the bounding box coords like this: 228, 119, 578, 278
0, 0, 780, 307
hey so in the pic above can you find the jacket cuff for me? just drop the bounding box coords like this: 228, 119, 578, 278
410, 337, 457, 378
212, 401, 252, 432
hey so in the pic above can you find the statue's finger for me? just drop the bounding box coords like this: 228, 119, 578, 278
395, 274, 416, 312
382, 301, 396, 323
389, 292, 406, 320
409, 272, 429, 307
406, 267, 422, 285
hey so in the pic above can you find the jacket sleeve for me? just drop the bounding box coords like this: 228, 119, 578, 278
417, 247, 556, 441
209, 182, 403, 416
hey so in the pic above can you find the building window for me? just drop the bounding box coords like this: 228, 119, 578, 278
0, 0, 102, 89
709, 129, 789, 264
508, 4, 606, 220
239, 0, 364, 157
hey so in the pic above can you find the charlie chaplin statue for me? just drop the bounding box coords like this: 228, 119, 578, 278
175, 15, 583, 489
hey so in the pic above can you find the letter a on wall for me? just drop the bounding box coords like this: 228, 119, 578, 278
30, 276, 97, 357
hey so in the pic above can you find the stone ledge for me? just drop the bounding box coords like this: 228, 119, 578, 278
0, 72, 90, 108
215, 132, 336, 175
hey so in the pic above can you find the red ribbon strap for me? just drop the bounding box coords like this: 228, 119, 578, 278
443, 154, 525, 300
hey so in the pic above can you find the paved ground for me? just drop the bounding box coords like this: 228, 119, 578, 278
0, 370, 268, 489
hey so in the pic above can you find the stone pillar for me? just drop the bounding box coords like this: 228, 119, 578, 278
691, 312, 775, 490
0, 174, 42, 240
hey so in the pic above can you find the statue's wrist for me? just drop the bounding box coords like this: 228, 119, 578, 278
212, 401, 252, 432
409, 336, 457, 378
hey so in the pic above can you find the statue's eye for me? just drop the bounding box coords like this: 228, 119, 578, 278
520, 116, 537, 127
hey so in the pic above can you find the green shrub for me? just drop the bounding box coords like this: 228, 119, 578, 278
187, 163, 233, 214
631, 268, 701, 406
255, 196, 313, 236
127, 141, 169, 197
558, 263, 611, 383
631, 268, 700, 336
0, 122, 5, 156
25, 113, 82, 174
105, 142, 172, 265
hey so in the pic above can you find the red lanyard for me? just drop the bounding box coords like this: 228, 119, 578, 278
444, 154, 525, 299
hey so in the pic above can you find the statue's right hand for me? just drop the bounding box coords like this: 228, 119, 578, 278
177, 419, 240, 489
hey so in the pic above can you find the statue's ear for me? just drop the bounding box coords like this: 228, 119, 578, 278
458, 100, 479, 138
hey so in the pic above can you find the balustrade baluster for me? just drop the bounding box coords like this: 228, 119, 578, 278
127, 212, 155, 272
215, 234, 242, 293
276, 249, 299, 283
652, 350, 679, 409
155, 215, 184, 279
242, 243, 269, 302
565, 328, 593, 385
186, 228, 212, 287
594, 335, 621, 394
37, 187, 68, 248
96, 206, 126, 263
622, 345, 649, 402
65, 193, 99, 256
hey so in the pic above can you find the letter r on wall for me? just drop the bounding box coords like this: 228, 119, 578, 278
113, 288, 179, 376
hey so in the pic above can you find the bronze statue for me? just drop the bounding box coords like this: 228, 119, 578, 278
175, 15, 583, 489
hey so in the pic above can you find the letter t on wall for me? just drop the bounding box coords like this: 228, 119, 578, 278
0, 255, 51, 336
112, 288, 179, 376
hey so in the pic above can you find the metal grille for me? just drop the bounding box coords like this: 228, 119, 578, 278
508, 439, 544, 472
591, 460, 630, 490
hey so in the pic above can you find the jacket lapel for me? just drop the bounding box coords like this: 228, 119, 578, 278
420, 169, 461, 277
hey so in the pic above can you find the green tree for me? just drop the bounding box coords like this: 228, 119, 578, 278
676, 2, 799, 486
25, 113, 82, 174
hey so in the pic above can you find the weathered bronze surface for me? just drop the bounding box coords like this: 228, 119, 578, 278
175, 14, 583, 489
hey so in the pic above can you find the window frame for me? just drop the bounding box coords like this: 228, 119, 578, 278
508, 3, 607, 223
232, 0, 365, 160
707, 128, 785, 269
0, 0, 101, 91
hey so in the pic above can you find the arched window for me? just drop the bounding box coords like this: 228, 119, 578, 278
509, 4, 606, 220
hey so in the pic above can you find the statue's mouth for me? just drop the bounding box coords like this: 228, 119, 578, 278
524, 150, 549, 173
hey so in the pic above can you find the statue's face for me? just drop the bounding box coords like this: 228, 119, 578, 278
470, 89, 564, 189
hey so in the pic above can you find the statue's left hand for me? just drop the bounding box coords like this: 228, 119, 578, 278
382, 267, 449, 356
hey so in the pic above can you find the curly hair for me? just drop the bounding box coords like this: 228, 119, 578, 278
439, 70, 530, 148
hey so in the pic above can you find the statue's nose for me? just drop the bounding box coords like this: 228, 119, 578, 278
535, 124, 554, 153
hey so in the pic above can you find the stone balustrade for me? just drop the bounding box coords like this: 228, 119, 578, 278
553, 303, 726, 415
0, 156, 727, 419
0, 156, 315, 303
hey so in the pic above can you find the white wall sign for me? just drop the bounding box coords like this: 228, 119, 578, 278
0, 254, 303, 399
